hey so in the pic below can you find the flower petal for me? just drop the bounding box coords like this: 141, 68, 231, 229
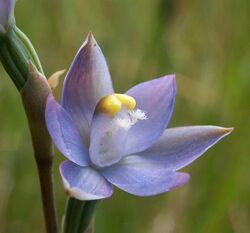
45, 95, 89, 166
101, 156, 189, 196
138, 126, 233, 171
61, 32, 114, 144
125, 75, 176, 154
60, 161, 113, 200
89, 112, 128, 167
0, 0, 15, 33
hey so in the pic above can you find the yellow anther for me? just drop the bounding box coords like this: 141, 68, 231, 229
96, 94, 136, 117
96, 95, 122, 116
114, 94, 136, 110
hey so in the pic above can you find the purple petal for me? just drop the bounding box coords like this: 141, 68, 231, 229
125, 75, 176, 154
0, 0, 15, 32
101, 156, 189, 196
60, 161, 113, 200
89, 112, 128, 167
45, 95, 89, 166
61, 32, 114, 144
138, 126, 233, 171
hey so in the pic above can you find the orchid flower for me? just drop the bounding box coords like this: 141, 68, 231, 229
0, 0, 15, 34
45, 32, 232, 200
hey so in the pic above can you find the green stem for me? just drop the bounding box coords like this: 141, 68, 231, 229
63, 198, 99, 233
36, 157, 58, 233
63, 198, 85, 233
0, 23, 58, 233
63, 198, 74, 233
21, 64, 58, 233
77, 201, 99, 233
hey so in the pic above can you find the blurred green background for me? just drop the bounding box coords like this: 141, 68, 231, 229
0, 0, 249, 232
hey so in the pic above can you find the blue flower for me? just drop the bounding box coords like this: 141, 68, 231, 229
0, 0, 15, 34
45, 33, 232, 200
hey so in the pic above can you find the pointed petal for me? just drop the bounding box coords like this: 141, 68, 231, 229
125, 75, 176, 154
138, 126, 233, 171
89, 112, 128, 167
62, 32, 114, 143
101, 155, 189, 196
60, 161, 113, 200
45, 95, 89, 166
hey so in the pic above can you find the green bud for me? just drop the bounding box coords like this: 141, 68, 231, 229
0, 26, 44, 90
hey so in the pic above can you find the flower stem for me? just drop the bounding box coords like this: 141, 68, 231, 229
21, 64, 58, 233
63, 198, 99, 233
77, 200, 99, 233
36, 157, 58, 233
0, 21, 58, 233
63, 198, 85, 233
